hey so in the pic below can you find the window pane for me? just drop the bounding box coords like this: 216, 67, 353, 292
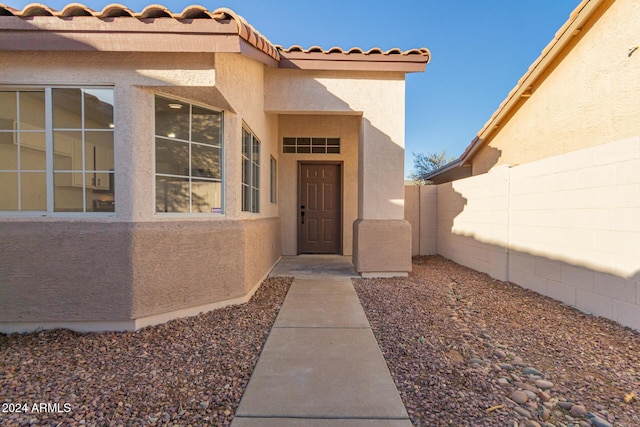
0, 172, 18, 210
242, 185, 250, 212
270, 157, 276, 204
252, 188, 259, 213
298, 137, 311, 146
283, 137, 295, 147
20, 172, 46, 210
297, 146, 310, 154
283, 146, 295, 154
84, 89, 114, 129
53, 88, 82, 129
155, 97, 189, 141
54, 131, 82, 171
327, 138, 340, 146
191, 179, 221, 212
156, 138, 189, 176
192, 106, 221, 145
20, 132, 46, 170
54, 172, 84, 212
312, 147, 326, 154
252, 162, 259, 188
192, 144, 220, 179
0, 91, 17, 127
88, 195, 115, 213
242, 158, 250, 186
312, 138, 325, 146
156, 176, 189, 213
0, 132, 17, 170
242, 129, 251, 155
327, 146, 340, 154
86, 131, 114, 171
19, 91, 45, 131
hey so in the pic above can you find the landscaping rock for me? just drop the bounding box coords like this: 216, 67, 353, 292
511, 390, 529, 404
535, 379, 555, 390
353, 256, 640, 427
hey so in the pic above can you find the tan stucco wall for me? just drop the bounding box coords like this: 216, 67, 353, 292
423, 137, 640, 330
130, 218, 280, 318
277, 114, 359, 255
0, 51, 283, 331
0, 222, 133, 322
265, 69, 406, 220
472, 0, 640, 174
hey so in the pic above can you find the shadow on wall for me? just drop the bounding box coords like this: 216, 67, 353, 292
435, 178, 640, 331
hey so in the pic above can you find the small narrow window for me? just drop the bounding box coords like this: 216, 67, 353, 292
270, 156, 277, 204
282, 137, 340, 154
242, 127, 260, 213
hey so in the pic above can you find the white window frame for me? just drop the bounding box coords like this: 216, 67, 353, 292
270, 155, 277, 204
0, 85, 116, 217
153, 94, 225, 216
242, 126, 260, 214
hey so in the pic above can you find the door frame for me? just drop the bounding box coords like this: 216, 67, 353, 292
297, 161, 344, 255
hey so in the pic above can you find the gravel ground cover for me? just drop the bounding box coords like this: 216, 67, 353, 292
354, 256, 640, 427
0, 277, 292, 427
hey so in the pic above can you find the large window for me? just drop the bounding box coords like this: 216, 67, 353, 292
0, 87, 115, 213
155, 95, 223, 213
242, 127, 260, 213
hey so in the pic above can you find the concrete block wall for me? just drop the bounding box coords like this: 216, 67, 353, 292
406, 137, 640, 330
405, 185, 437, 256
508, 136, 640, 329
435, 166, 510, 281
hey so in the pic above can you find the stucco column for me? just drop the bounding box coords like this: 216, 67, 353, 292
353, 116, 412, 277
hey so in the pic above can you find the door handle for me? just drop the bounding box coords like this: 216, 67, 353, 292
301, 210, 305, 224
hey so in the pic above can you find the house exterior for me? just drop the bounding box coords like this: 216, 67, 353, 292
408, 0, 640, 330
0, 3, 430, 333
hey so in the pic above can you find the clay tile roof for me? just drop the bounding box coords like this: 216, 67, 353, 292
276, 44, 431, 60
0, 2, 280, 60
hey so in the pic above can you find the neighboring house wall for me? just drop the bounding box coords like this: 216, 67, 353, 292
277, 114, 359, 256
472, 0, 640, 175
406, 136, 640, 330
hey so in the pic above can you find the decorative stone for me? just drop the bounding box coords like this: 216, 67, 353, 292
524, 367, 543, 376
499, 363, 514, 371
585, 413, 613, 427
511, 390, 529, 405
497, 377, 510, 386
523, 390, 537, 400
570, 405, 587, 417
538, 391, 551, 402
535, 379, 554, 390
558, 401, 574, 410
494, 349, 507, 359
524, 421, 542, 427
514, 406, 532, 418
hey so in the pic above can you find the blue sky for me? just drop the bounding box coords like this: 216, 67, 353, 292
11, 0, 581, 175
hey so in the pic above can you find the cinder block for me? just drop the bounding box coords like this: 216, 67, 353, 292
547, 280, 576, 306
616, 159, 640, 185
535, 259, 562, 281
576, 288, 614, 319
612, 208, 640, 232
613, 300, 640, 331
510, 268, 548, 295
562, 265, 594, 290
592, 272, 637, 302
509, 253, 535, 272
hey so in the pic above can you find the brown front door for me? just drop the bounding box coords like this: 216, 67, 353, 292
298, 162, 342, 254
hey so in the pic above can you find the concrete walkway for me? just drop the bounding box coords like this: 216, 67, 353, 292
232, 256, 411, 426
